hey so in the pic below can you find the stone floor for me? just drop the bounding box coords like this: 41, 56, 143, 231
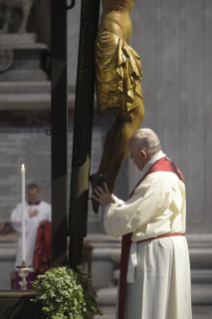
95, 306, 212, 319
96, 289, 212, 319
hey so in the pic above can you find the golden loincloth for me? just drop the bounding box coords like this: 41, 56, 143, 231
95, 31, 143, 114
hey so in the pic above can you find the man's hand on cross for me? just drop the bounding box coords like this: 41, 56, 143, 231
92, 182, 115, 208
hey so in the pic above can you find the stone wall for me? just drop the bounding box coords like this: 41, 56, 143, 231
0, 127, 102, 233
128, 0, 212, 234
68, 0, 212, 234
0, 110, 128, 233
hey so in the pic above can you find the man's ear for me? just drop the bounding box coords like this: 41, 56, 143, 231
141, 149, 145, 157
141, 149, 148, 158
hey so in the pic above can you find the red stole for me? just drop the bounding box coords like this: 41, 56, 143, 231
118, 157, 184, 319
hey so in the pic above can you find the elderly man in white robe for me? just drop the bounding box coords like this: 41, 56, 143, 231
93, 128, 192, 319
11, 183, 51, 289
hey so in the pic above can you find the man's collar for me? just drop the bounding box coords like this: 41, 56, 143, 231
142, 151, 166, 176
28, 200, 41, 205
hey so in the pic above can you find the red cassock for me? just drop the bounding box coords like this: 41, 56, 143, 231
33, 221, 52, 273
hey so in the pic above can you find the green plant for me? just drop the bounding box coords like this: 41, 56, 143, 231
31, 266, 103, 319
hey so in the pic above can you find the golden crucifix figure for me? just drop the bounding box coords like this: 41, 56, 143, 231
91, 0, 144, 213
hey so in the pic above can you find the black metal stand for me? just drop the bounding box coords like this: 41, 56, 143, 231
69, 0, 100, 266
51, 0, 100, 267
51, 0, 68, 267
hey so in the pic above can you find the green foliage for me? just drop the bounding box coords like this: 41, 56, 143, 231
31, 266, 103, 319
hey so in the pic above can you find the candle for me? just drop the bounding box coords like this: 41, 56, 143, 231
21, 164, 26, 265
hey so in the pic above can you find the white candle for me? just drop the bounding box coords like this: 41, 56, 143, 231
21, 164, 26, 265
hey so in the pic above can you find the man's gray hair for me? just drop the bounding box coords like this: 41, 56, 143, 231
132, 128, 161, 156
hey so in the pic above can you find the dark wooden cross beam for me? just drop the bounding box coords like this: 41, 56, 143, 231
51, 0, 68, 267
51, 0, 100, 267
69, 0, 100, 266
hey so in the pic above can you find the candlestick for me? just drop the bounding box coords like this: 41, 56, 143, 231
16, 265, 31, 290
21, 164, 25, 264
17, 164, 31, 291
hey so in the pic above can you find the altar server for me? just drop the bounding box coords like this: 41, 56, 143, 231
11, 183, 51, 289
93, 128, 192, 319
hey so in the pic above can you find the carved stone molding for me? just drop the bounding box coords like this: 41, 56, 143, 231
0, 46, 14, 73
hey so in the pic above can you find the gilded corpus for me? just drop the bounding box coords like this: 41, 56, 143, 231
91, 0, 145, 213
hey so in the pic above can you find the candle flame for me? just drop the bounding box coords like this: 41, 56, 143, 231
21, 164, 25, 170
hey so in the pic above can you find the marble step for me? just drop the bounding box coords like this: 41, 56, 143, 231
97, 288, 117, 306
0, 82, 76, 109
95, 314, 115, 319
193, 306, 212, 319
192, 270, 212, 283
0, 70, 48, 82
11, 58, 42, 70
95, 316, 115, 319
113, 269, 212, 283
0, 82, 51, 94
0, 92, 75, 110
110, 247, 212, 267
193, 314, 212, 319
0, 42, 47, 51
97, 284, 212, 306
0, 82, 75, 94
95, 315, 115, 319
0, 33, 37, 45
94, 306, 116, 319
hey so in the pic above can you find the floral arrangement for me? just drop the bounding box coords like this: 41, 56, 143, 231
31, 266, 103, 319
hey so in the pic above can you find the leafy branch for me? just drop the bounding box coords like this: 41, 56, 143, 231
31, 266, 103, 319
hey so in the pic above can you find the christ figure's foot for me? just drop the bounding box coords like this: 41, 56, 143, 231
90, 173, 105, 214
90, 172, 114, 214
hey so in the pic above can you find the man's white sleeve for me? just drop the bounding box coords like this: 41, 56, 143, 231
112, 195, 125, 206
47, 204, 52, 222
11, 204, 28, 233
104, 181, 170, 239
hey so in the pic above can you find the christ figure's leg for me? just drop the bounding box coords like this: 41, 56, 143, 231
91, 92, 144, 213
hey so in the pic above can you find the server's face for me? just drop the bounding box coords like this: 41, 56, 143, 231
27, 188, 39, 204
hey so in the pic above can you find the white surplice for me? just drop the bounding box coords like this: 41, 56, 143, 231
11, 201, 51, 268
104, 151, 192, 319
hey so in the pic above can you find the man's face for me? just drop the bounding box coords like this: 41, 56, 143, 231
27, 188, 39, 204
128, 140, 148, 171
